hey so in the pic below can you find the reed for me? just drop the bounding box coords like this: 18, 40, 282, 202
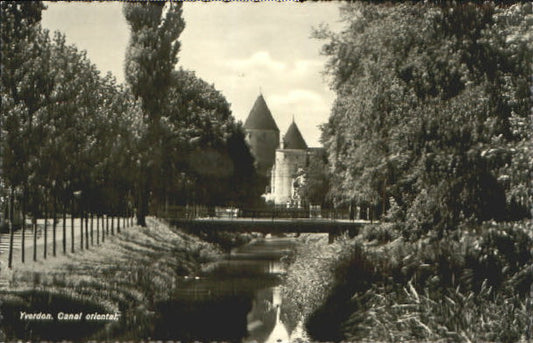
283, 220, 532, 342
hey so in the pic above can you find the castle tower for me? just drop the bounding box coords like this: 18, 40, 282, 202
282, 119, 308, 150
271, 120, 308, 205
244, 94, 280, 177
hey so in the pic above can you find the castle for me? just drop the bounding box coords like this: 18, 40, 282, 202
243, 94, 322, 207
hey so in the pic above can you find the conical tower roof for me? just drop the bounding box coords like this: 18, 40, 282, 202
244, 94, 279, 131
283, 120, 307, 150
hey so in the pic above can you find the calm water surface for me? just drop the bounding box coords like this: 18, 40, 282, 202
2, 235, 309, 342
154, 235, 309, 343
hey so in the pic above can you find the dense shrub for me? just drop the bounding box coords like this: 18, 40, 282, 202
361, 223, 400, 243
284, 221, 532, 342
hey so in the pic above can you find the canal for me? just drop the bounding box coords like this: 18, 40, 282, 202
152, 235, 309, 342
1, 234, 310, 342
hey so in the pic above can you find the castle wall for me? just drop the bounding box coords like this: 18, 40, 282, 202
245, 129, 280, 177
272, 149, 307, 205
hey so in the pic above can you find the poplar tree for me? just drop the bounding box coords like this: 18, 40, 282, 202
123, 1, 185, 226
1, 1, 48, 262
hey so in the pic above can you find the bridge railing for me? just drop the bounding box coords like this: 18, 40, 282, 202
157, 205, 354, 221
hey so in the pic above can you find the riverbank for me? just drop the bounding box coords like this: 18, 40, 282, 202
283, 221, 532, 342
0, 217, 224, 341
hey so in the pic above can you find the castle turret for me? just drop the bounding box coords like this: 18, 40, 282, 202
282, 120, 307, 150
244, 94, 280, 177
271, 120, 308, 205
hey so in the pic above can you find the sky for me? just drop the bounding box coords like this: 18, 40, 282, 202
41, 1, 344, 147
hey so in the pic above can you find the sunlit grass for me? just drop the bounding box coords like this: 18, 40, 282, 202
1, 217, 224, 338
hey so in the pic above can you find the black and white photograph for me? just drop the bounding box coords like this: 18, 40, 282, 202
0, 1, 532, 342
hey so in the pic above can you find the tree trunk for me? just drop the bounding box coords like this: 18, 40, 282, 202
117, 212, 121, 234
137, 169, 148, 227
96, 214, 100, 245
382, 179, 387, 219
85, 211, 89, 250
80, 207, 84, 251
104, 214, 108, 241
71, 198, 75, 253
31, 188, 37, 261
111, 216, 114, 235
32, 215, 37, 262
165, 194, 169, 218
53, 199, 57, 257
43, 205, 48, 259
21, 195, 26, 263
90, 213, 93, 246
62, 204, 67, 254
8, 187, 15, 268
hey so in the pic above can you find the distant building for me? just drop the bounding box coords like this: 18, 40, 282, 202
243, 94, 280, 178
244, 94, 323, 207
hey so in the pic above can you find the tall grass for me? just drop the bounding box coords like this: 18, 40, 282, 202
283, 221, 532, 342
349, 280, 529, 342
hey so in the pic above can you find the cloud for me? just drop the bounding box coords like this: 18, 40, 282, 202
271, 89, 323, 105
269, 89, 331, 147
208, 52, 333, 146
41, 1, 342, 147
224, 51, 287, 74
219, 52, 328, 97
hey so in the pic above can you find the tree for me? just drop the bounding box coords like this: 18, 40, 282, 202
161, 68, 263, 208
1, 1, 48, 217
2, 0, 141, 260
318, 2, 532, 234
123, 1, 185, 226
1, 1, 49, 262
297, 150, 332, 208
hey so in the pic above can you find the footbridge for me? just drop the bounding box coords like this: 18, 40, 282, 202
167, 217, 370, 243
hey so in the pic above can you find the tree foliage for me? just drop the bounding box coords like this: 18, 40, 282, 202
318, 2, 532, 234
123, 1, 185, 225
297, 150, 332, 207
0, 0, 270, 233
159, 68, 262, 208
1, 1, 139, 227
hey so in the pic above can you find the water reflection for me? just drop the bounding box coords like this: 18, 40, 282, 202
246, 287, 288, 343
244, 286, 308, 343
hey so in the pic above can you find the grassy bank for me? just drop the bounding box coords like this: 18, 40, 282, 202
283, 221, 532, 342
0, 217, 224, 340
